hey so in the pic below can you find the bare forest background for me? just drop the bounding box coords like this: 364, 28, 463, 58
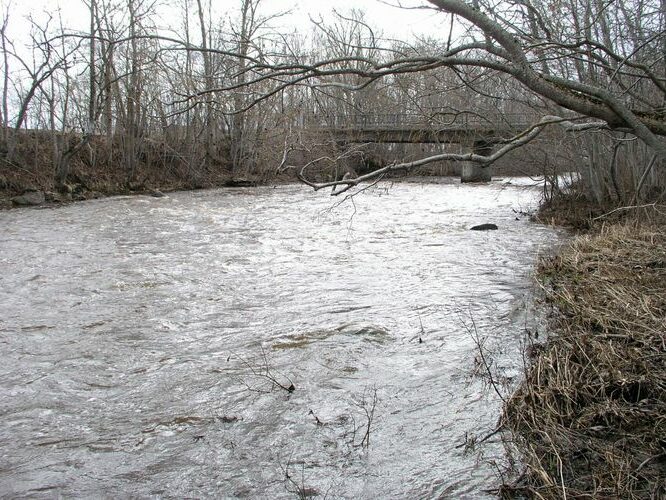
0, 0, 664, 206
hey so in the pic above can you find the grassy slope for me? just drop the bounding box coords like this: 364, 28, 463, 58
503, 207, 666, 498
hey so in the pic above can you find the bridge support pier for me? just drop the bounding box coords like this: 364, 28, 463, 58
461, 140, 493, 183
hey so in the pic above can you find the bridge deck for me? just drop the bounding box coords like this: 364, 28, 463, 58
307, 113, 530, 144
320, 127, 519, 144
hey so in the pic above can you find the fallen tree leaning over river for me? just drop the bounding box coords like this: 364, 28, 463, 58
502, 208, 666, 498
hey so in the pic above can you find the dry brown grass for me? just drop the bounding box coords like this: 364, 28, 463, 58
534, 193, 608, 230
502, 210, 666, 498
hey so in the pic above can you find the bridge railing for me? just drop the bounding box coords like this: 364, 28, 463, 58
305, 112, 532, 130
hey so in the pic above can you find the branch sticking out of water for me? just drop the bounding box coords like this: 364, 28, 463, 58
418, 314, 425, 344
232, 346, 296, 394
280, 456, 320, 499
353, 385, 378, 448
460, 313, 506, 404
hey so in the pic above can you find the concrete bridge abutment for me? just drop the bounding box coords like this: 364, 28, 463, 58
461, 140, 493, 183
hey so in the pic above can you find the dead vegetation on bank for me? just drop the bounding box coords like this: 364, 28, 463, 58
502, 206, 666, 498
0, 132, 237, 207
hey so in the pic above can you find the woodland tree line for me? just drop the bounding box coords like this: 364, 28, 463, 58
0, 0, 664, 205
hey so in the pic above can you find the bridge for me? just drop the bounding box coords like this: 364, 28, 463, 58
309, 112, 532, 182
312, 112, 530, 144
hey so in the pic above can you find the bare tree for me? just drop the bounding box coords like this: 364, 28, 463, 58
0, 3, 10, 152
3, 0, 663, 202
171, 0, 664, 195
195, 0, 216, 163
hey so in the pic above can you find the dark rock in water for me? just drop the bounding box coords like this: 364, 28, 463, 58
225, 179, 257, 188
11, 190, 45, 206
470, 223, 498, 231
149, 189, 166, 198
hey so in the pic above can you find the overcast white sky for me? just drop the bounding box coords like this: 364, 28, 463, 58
3, 0, 449, 42
267, 0, 446, 38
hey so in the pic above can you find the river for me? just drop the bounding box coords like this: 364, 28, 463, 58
0, 179, 561, 498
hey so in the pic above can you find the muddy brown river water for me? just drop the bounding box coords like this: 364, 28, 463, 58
0, 179, 562, 498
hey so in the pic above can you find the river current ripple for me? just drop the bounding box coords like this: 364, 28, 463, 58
0, 179, 561, 498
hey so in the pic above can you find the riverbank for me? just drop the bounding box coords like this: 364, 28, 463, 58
0, 131, 300, 209
503, 201, 666, 498
0, 161, 288, 210
0, 176, 272, 209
